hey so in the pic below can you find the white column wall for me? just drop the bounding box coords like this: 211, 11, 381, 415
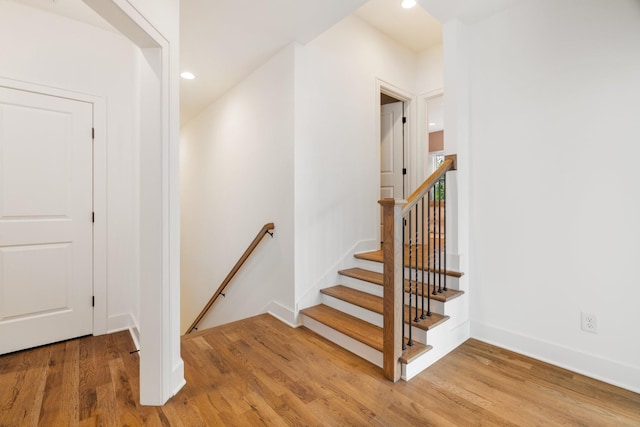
117, 0, 184, 403
466, 0, 640, 392
294, 16, 419, 307
180, 45, 296, 331
416, 44, 444, 95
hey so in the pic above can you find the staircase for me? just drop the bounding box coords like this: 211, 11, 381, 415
301, 155, 464, 381
301, 248, 464, 380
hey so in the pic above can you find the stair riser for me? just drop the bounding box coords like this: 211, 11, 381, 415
403, 295, 445, 316
403, 295, 465, 319
323, 293, 445, 343
321, 294, 383, 328
404, 270, 460, 291
344, 268, 459, 292
353, 257, 383, 273
403, 324, 428, 346
301, 315, 383, 367
338, 276, 383, 297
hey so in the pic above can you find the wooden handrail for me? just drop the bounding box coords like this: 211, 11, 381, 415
379, 153, 458, 381
403, 154, 457, 215
186, 222, 275, 334
379, 199, 405, 382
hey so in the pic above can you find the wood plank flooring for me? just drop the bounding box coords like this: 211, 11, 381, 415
1, 314, 639, 426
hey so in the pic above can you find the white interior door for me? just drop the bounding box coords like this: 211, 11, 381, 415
380, 101, 404, 238
0, 86, 93, 355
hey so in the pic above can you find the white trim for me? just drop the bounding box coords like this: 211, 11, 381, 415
417, 88, 444, 184
0, 77, 108, 337
376, 79, 417, 191
83, 0, 184, 405
471, 321, 640, 394
129, 326, 141, 350
107, 313, 136, 333
375, 79, 418, 243
266, 301, 300, 327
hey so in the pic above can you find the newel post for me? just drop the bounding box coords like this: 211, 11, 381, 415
379, 198, 405, 382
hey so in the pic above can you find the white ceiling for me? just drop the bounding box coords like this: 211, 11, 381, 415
180, 0, 443, 124
179, 0, 370, 124
7, 0, 454, 126
354, 0, 442, 53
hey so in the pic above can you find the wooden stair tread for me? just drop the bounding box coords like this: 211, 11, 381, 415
339, 267, 383, 285
301, 304, 383, 351
404, 283, 464, 302
321, 285, 381, 312
338, 268, 464, 303
321, 285, 449, 331
354, 249, 463, 278
302, 304, 433, 366
400, 340, 432, 364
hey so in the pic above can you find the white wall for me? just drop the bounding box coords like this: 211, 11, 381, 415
294, 15, 420, 306
0, 1, 139, 332
415, 43, 444, 184
180, 45, 295, 332
466, 0, 640, 392
416, 44, 444, 95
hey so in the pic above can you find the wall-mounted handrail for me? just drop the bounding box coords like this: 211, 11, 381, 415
186, 222, 275, 334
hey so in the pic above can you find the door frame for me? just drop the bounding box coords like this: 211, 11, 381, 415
418, 88, 444, 184
376, 80, 417, 192
0, 77, 108, 335
376, 79, 416, 242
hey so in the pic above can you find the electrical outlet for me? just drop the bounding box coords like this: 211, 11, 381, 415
581, 312, 598, 334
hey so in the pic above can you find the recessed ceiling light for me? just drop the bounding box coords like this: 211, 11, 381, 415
180, 71, 195, 80
429, 122, 437, 126
401, 0, 417, 9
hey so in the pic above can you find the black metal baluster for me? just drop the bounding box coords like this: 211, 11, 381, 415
443, 174, 448, 292
438, 177, 443, 293
413, 205, 420, 324
402, 215, 407, 351
432, 186, 438, 297
421, 197, 428, 319
407, 211, 413, 347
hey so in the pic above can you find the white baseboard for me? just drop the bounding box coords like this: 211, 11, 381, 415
128, 326, 141, 351
107, 313, 135, 334
471, 321, 640, 394
171, 360, 186, 397
267, 300, 300, 327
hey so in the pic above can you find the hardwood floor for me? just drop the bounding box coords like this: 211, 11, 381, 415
1, 314, 638, 426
